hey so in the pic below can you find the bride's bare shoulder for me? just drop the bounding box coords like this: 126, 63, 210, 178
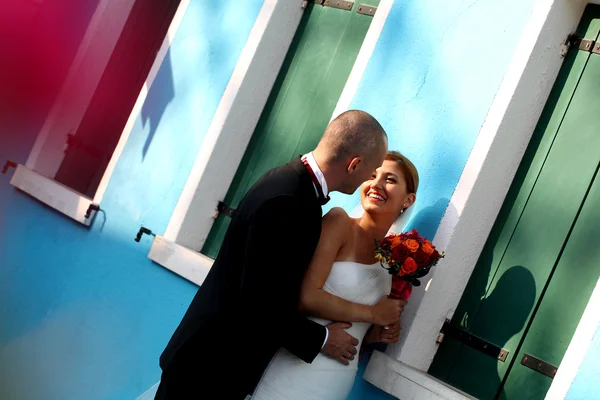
323, 207, 352, 231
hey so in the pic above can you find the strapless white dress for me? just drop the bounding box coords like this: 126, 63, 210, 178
251, 261, 391, 400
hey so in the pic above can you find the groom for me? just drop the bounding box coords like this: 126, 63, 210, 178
156, 110, 389, 399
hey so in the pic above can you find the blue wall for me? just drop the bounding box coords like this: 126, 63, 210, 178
565, 324, 600, 400
329, 0, 536, 240
0, 1, 263, 399
333, 0, 536, 398
1, 0, 540, 399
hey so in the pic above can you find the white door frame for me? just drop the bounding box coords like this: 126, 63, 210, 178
162, 0, 307, 250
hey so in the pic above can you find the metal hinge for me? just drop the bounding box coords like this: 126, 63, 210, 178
437, 320, 509, 362
307, 0, 376, 15
323, 0, 353, 10
521, 353, 558, 379
357, 4, 376, 16
566, 34, 600, 54
216, 201, 236, 219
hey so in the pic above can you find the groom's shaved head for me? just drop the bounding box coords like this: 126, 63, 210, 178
317, 110, 387, 163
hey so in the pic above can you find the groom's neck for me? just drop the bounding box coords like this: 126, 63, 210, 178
312, 149, 338, 192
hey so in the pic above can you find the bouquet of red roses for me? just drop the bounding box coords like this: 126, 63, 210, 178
374, 229, 444, 300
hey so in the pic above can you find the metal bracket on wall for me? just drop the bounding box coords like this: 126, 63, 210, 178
437, 320, 509, 362
216, 201, 237, 219
323, 0, 354, 11
84, 204, 101, 219
135, 227, 156, 242
521, 353, 558, 379
566, 34, 600, 54
2, 160, 16, 175
357, 4, 376, 16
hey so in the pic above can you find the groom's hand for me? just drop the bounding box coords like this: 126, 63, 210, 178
322, 322, 359, 366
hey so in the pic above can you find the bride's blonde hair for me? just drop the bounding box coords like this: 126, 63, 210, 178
386, 151, 419, 194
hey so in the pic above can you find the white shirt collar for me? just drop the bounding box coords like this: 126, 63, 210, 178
302, 152, 329, 198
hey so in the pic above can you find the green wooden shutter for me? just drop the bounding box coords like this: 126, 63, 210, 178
429, 5, 600, 399
202, 2, 379, 258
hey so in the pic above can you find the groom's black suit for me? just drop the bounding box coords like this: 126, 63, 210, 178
156, 157, 328, 399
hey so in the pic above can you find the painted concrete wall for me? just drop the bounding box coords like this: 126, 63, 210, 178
334, 0, 536, 398
0, 1, 263, 399
329, 0, 536, 239
565, 324, 600, 400
1, 0, 545, 399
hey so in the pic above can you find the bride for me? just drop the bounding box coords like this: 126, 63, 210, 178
252, 150, 419, 400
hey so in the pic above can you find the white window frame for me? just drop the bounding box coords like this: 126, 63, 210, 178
10, 0, 189, 226
362, 1, 600, 399
148, 0, 396, 285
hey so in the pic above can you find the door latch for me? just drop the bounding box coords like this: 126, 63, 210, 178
437, 320, 509, 362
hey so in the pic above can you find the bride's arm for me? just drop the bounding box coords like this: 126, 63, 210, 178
299, 208, 403, 326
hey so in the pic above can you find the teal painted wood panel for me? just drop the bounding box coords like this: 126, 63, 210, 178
202, 2, 378, 258
452, 47, 600, 399
499, 53, 600, 400
429, 5, 600, 399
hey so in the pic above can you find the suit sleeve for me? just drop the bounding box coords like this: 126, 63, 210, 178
239, 196, 326, 363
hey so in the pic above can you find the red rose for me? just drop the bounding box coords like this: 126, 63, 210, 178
421, 241, 435, 255
390, 235, 404, 248
414, 249, 431, 266
405, 239, 420, 253
392, 242, 409, 261
400, 257, 418, 276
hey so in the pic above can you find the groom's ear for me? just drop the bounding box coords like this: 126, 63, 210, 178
347, 157, 363, 173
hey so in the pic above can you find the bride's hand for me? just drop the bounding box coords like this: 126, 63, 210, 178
363, 322, 402, 346
370, 296, 407, 326
379, 322, 401, 343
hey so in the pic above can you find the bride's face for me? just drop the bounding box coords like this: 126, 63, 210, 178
360, 160, 415, 216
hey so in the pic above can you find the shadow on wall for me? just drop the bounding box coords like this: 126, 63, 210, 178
137, 0, 251, 163
428, 221, 537, 399
410, 197, 452, 241
487, 266, 536, 400
141, 49, 175, 160
444, 264, 536, 400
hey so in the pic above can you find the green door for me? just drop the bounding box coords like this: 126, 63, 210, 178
202, 1, 379, 258
429, 5, 600, 399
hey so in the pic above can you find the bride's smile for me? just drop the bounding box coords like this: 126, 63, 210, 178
360, 159, 416, 218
